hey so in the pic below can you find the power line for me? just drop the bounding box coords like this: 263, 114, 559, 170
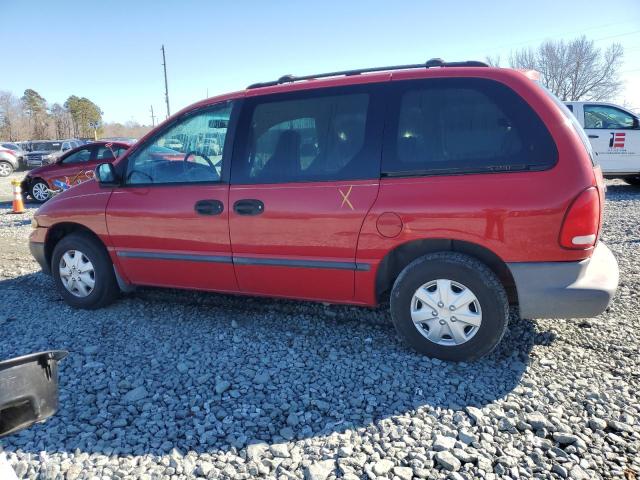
592, 29, 640, 42
474, 20, 639, 56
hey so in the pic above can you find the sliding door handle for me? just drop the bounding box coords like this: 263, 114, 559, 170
233, 199, 264, 216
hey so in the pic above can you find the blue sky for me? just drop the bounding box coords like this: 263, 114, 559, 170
2, 0, 639, 124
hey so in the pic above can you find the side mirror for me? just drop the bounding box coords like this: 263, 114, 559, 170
0, 350, 68, 437
95, 162, 119, 186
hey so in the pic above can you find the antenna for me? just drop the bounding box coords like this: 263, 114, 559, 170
161, 45, 170, 118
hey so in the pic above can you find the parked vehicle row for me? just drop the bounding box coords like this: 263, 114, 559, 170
0, 139, 95, 176
28, 60, 619, 361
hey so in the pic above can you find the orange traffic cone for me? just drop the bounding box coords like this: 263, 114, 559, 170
10, 179, 25, 214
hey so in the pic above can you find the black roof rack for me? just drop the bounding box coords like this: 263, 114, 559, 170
247, 58, 489, 89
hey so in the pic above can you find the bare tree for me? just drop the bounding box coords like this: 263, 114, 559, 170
50, 103, 72, 139
510, 36, 623, 101
484, 55, 501, 67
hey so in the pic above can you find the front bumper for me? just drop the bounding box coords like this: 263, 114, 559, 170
29, 241, 50, 275
508, 242, 619, 319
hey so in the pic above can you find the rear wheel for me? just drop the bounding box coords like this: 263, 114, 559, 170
390, 252, 509, 361
30, 180, 50, 202
624, 175, 640, 186
51, 233, 119, 309
0, 161, 13, 177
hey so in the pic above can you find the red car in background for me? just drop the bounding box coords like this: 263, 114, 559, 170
21, 141, 131, 202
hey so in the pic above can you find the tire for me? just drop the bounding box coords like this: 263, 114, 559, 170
624, 176, 640, 186
30, 179, 50, 203
0, 161, 13, 177
390, 252, 509, 361
51, 233, 120, 309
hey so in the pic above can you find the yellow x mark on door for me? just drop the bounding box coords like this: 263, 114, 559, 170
339, 185, 354, 210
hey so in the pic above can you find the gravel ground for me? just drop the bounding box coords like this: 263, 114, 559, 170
0, 181, 638, 480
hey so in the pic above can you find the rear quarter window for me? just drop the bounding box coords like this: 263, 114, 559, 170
382, 78, 558, 176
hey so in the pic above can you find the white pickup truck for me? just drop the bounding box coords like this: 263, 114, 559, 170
565, 101, 640, 185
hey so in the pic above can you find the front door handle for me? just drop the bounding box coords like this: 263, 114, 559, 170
195, 199, 223, 216
588, 134, 599, 138
233, 199, 264, 216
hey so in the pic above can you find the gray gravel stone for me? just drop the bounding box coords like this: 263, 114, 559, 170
465, 406, 484, 425
393, 466, 413, 480
270, 443, 290, 458
553, 432, 579, 444
432, 434, 456, 451
372, 458, 394, 475
435, 451, 461, 471
214, 380, 230, 395
122, 386, 147, 403
305, 459, 334, 480
588, 417, 608, 430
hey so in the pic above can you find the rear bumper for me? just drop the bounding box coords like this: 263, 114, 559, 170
508, 242, 619, 319
29, 241, 50, 275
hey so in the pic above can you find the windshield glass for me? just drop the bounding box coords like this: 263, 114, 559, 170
31, 142, 61, 152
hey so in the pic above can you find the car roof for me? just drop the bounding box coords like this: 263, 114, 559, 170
181, 62, 518, 112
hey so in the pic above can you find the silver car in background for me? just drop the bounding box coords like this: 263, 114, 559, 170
0, 149, 19, 176
0, 142, 27, 166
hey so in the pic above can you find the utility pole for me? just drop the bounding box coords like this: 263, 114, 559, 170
161, 45, 170, 118
150, 105, 156, 127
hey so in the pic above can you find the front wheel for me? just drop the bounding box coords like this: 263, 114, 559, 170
624, 175, 640, 186
30, 180, 50, 203
51, 233, 120, 309
390, 252, 509, 361
0, 161, 13, 177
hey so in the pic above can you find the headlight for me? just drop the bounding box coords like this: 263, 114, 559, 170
44, 154, 53, 160
31, 218, 39, 229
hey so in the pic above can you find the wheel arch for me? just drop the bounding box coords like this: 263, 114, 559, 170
375, 238, 518, 305
44, 222, 106, 270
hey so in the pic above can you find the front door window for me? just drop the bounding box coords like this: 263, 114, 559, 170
125, 103, 233, 185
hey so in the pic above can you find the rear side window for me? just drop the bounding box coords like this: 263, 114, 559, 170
383, 78, 558, 176
233, 87, 381, 184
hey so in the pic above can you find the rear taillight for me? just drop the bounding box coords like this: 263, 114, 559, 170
559, 187, 600, 249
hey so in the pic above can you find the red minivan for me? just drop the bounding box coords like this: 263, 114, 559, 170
21, 141, 131, 202
29, 60, 619, 361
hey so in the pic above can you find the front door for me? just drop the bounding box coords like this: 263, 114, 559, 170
583, 104, 640, 174
229, 85, 383, 302
106, 101, 239, 292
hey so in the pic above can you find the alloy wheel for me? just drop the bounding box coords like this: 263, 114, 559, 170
32, 182, 50, 201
